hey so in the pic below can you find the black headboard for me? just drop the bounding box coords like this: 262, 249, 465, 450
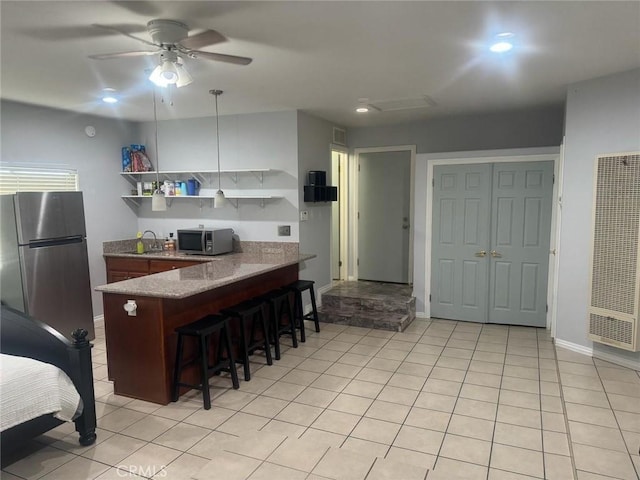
1, 305, 77, 379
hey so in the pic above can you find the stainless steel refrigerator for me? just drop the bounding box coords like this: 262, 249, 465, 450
1, 191, 95, 340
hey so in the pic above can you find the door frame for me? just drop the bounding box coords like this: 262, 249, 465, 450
353, 145, 416, 284
331, 145, 349, 281
424, 148, 562, 332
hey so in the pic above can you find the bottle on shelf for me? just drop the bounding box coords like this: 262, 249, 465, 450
168, 233, 176, 251
136, 232, 144, 254
164, 237, 170, 250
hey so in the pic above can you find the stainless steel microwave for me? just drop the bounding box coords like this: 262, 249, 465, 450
176, 228, 233, 256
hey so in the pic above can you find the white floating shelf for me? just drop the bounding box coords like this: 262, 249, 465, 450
121, 194, 283, 208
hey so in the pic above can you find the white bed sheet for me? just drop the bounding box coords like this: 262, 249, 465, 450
0, 353, 81, 432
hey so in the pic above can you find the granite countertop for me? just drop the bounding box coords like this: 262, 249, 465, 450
96, 251, 315, 299
103, 250, 213, 262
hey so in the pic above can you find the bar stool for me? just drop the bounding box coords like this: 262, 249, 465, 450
287, 280, 320, 343
261, 288, 297, 360
172, 314, 239, 410
222, 300, 273, 381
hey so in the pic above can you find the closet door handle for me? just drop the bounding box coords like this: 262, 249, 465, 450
490, 250, 502, 258
475, 250, 487, 257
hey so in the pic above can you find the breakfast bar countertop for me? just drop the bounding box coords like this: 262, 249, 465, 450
96, 251, 315, 299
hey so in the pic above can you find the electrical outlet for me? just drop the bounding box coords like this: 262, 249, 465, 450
278, 225, 291, 236
300, 210, 309, 221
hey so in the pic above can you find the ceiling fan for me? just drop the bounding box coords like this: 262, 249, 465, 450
89, 19, 252, 87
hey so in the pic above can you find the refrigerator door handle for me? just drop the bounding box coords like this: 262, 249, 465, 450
28, 236, 84, 248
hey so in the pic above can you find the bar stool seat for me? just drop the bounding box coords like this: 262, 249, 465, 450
260, 288, 297, 360
172, 314, 239, 410
222, 300, 273, 381
287, 280, 320, 343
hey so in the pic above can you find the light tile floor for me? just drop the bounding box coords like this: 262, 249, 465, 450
2, 318, 639, 479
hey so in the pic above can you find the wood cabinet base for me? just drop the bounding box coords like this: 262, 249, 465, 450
102, 264, 298, 405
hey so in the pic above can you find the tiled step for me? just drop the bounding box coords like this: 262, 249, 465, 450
319, 281, 416, 331
318, 308, 414, 332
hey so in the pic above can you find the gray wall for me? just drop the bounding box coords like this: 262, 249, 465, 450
556, 68, 640, 363
296, 111, 337, 294
348, 105, 565, 153
134, 110, 301, 242
0, 100, 139, 316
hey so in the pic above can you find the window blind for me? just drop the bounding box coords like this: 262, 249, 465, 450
0, 166, 78, 195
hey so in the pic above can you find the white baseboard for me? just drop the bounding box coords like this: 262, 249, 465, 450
317, 283, 333, 308
554, 338, 593, 357
94, 314, 104, 328
416, 312, 429, 319
555, 338, 640, 371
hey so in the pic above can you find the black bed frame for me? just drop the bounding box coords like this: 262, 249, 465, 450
0, 305, 97, 457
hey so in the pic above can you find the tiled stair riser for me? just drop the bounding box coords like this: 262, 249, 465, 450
322, 295, 414, 315
318, 281, 417, 332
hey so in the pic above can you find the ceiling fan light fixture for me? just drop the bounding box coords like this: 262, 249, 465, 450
148, 65, 170, 87
159, 60, 178, 83
175, 63, 193, 88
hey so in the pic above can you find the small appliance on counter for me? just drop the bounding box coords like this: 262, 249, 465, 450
177, 228, 233, 255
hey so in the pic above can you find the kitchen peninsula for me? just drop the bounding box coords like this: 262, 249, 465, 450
96, 243, 313, 405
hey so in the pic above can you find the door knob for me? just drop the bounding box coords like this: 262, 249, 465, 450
490, 250, 502, 258
475, 250, 487, 257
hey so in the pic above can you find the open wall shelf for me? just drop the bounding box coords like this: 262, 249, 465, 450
121, 194, 283, 209
120, 169, 274, 186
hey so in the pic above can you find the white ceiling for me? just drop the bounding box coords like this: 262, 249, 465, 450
2, 1, 639, 127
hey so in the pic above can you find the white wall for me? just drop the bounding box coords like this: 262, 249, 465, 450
296, 111, 337, 293
1, 100, 140, 316
135, 110, 300, 242
556, 68, 640, 364
348, 106, 564, 152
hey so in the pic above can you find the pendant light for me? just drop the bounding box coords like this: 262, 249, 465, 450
210, 89, 225, 208
151, 88, 167, 212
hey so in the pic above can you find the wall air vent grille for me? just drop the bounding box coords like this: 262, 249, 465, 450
589, 314, 634, 346
588, 152, 640, 351
333, 127, 347, 146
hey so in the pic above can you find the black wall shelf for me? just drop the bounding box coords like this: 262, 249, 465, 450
304, 185, 337, 203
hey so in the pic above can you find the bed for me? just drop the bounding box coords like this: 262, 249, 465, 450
0, 305, 97, 457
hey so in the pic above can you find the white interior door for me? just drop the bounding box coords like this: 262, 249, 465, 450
331, 150, 347, 280
489, 161, 554, 326
357, 150, 411, 283
430, 160, 554, 327
431, 164, 492, 322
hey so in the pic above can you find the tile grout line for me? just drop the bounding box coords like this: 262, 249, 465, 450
483, 324, 510, 480
592, 354, 640, 480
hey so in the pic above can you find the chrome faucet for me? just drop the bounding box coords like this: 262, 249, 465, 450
141, 230, 161, 250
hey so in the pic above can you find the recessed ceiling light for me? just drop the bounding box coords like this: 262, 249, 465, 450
101, 88, 118, 103
356, 98, 370, 113
490, 32, 514, 53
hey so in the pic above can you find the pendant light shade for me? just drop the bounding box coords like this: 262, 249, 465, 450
210, 89, 225, 208
214, 189, 225, 208
151, 89, 167, 212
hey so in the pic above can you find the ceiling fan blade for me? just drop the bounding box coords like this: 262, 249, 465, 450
111, 1, 162, 16
180, 29, 227, 50
89, 50, 159, 60
188, 50, 253, 65
92, 23, 157, 47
